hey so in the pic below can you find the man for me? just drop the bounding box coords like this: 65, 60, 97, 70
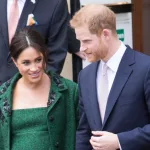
0, 0, 69, 84
70, 4, 150, 150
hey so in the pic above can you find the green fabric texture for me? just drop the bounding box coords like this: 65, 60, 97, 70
0, 71, 79, 150
11, 107, 49, 150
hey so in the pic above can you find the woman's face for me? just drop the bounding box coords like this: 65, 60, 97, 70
13, 47, 45, 84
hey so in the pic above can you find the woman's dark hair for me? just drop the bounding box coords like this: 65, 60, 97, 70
9, 28, 48, 64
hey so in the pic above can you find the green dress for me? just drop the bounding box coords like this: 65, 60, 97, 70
11, 107, 50, 150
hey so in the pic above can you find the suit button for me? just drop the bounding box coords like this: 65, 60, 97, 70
49, 116, 54, 122
55, 142, 59, 148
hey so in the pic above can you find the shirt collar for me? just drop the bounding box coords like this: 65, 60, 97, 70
106, 41, 126, 72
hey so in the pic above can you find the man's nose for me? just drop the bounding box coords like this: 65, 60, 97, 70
80, 46, 87, 52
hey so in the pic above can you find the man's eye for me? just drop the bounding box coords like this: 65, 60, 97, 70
83, 40, 91, 43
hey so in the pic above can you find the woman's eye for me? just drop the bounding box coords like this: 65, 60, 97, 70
36, 58, 42, 63
22, 61, 29, 65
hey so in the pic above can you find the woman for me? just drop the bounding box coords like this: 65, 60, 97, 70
0, 29, 78, 150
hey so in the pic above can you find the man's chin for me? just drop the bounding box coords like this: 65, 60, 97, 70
87, 57, 98, 62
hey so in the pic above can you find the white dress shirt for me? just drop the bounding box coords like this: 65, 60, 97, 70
97, 41, 126, 150
7, 0, 26, 21
97, 41, 126, 95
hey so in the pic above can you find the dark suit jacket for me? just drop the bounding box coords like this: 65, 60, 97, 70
68, 0, 80, 54
76, 46, 150, 150
68, 26, 80, 54
0, 0, 69, 84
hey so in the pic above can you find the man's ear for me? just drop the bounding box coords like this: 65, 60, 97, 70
12, 57, 18, 68
101, 29, 111, 41
97, 29, 110, 38
103, 29, 110, 38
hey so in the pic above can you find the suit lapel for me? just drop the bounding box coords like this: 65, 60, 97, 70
87, 62, 102, 130
17, 0, 39, 30
102, 47, 135, 129
0, 0, 9, 50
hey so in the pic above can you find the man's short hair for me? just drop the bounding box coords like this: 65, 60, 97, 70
70, 4, 116, 34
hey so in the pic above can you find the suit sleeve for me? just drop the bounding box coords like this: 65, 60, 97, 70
46, 0, 69, 74
76, 72, 93, 150
118, 67, 150, 150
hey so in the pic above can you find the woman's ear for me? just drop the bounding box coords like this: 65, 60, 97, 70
11, 57, 18, 68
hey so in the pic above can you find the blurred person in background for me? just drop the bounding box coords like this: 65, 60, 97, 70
68, 0, 85, 82
0, 0, 69, 84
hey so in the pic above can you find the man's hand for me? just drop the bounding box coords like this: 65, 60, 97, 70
90, 131, 119, 150
75, 51, 86, 60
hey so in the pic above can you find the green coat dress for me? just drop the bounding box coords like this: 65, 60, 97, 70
0, 71, 78, 150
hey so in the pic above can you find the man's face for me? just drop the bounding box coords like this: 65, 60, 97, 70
75, 25, 108, 62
